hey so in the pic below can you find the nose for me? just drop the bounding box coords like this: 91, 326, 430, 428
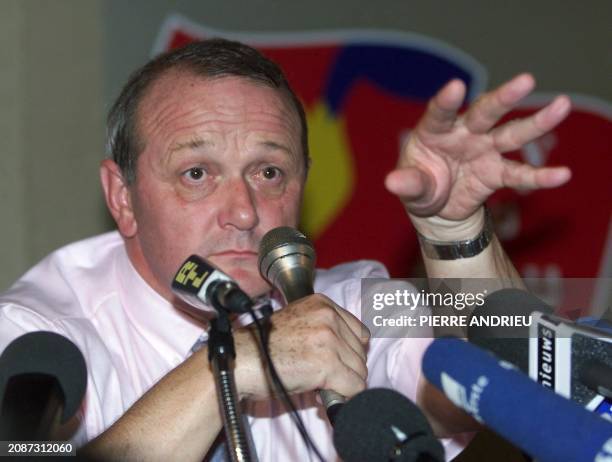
217, 177, 259, 231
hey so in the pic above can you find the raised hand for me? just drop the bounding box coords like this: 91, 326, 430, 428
385, 73, 572, 228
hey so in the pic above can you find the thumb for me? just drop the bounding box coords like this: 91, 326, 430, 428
385, 167, 440, 216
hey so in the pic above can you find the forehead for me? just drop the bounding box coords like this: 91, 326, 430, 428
135, 71, 302, 148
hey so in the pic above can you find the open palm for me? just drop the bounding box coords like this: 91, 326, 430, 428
385, 73, 572, 222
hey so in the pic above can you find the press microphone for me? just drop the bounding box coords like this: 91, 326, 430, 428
172, 255, 253, 316
0, 331, 87, 440
258, 226, 345, 423
258, 226, 316, 303
468, 288, 612, 411
422, 337, 612, 462
333, 388, 444, 462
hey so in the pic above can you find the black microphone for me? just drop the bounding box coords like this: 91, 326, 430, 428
333, 388, 444, 462
172, 255, 253, 316
0, 331, 87, 440
258, 226, 345, 424
468, 288, 612, 409
468, 288, 553, 372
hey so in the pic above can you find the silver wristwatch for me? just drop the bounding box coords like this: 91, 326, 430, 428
417, 208, 494, 260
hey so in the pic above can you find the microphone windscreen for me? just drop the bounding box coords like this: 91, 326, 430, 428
0, 331, 87, 422
258, 227, 316, 303
259, 226, 311, 258
333, 388, 444, 462
468, 288, 553, 372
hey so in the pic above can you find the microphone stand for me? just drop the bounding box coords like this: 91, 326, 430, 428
207, 306, 253, 462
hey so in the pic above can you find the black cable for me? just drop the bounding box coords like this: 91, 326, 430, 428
222, 286, 326, 461
246, 304, 327, 462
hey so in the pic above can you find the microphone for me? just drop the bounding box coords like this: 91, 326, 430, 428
0, 331, 87, 440
468, 289, 612, 410
258, 226, 345, 423
468, 288, 552, 371
258, 226, 316, 303
422, 337, 612, 462
172, 255, 253, 316
333, 388, 444, 462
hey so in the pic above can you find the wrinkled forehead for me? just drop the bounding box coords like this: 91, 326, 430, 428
134, 70, 304, 156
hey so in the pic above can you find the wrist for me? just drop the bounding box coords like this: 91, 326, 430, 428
412, 207, 494, 260
410, 207, 487, 242
233, 327, 265, 400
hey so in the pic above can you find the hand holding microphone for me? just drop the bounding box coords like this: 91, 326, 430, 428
171, 232, 368, 406
172, 247, 367, 462
258, 226, 370, 422
232, 293, 369, 404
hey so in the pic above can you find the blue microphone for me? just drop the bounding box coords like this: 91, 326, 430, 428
422, 337, 612, 462
468, 288, 612, 408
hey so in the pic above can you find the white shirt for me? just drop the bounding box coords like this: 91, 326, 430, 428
0, 231, 468, 460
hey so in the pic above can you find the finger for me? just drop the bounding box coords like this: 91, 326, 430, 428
384, 167, 431, 202
492, 95, 571, 152
303, 294, 369, 352
324, 360, 367, 398
334, 311, 369, 362
417, 79, 466, 134
385, 167, 449, 217
464, 73, 536, 134
501, 159, 572, 190
334, 337, 368, 382
330, 303, 371, 347
312, 324, 367, 389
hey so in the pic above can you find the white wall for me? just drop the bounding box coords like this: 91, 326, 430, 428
0, 0, 105, 290
0, 0, 28, 288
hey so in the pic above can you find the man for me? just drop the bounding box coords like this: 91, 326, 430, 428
0, 39, 571, 461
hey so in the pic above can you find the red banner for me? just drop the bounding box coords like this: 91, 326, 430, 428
154, 15, 612, 314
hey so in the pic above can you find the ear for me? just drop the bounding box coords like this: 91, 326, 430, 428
100, 159, 138, 237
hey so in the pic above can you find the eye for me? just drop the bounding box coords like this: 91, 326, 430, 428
261, 166, 282, 181
182, 167, 207, 183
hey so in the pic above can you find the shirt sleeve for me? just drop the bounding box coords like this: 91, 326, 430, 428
0, 303, 58, 349
327, 263, 474, 461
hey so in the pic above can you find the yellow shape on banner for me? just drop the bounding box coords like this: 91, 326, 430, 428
301, 102, 355, 239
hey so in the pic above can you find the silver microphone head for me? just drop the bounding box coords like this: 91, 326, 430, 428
259, 227, 346, 415
258, 227, 316, 303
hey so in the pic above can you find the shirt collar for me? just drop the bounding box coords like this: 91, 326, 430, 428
115, 246, 206, 360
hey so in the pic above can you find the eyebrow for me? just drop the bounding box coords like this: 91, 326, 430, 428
260, 140, 294, 156
168, 137, 213, 153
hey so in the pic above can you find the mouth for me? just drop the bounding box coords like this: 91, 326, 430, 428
209, 250, 258, 258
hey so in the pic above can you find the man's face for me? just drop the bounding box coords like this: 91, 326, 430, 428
120, 72, 305, 300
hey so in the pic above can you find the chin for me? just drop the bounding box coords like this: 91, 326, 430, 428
224, 267, 271, 298
206, 254, 271, 297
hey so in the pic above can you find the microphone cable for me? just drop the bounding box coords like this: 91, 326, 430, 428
244, 301, 326, 462
172, 254, 327, 460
